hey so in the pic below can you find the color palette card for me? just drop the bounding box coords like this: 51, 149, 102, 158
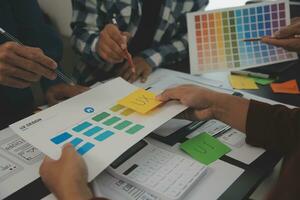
187, 0, 298, 74
10, 78, 187, 181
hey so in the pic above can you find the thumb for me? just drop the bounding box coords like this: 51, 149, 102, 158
122, 32, 132, 42
141, 68, 151, 83
60, 143, 76, 160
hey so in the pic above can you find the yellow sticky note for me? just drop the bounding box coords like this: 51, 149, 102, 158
117, 89, 162, 114
229, 75, 258, 90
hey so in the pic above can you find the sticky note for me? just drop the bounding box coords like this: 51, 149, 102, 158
118, 89, 162, 114
180, 132, 231, 165
229, 75, 258, 89
271, 80, 300, 94
251, 77, 275, 85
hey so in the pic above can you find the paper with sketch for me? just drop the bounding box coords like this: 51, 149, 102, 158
10, 78, 187, 181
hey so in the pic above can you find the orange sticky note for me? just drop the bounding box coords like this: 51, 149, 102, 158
271, 80, 300, 94
117, 89, 162, 114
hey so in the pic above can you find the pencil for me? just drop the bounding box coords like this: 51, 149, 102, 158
243, 35, 300, 42
0, 27, 76, 86
112, 18, 136, 74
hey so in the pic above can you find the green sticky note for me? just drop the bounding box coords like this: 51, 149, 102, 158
251, 77, 275, 85
180, 132, 231, 165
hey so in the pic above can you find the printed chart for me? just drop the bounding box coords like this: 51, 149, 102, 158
10, 78, 187, 181
51, 105, 144, 156
187, 0, 298, 74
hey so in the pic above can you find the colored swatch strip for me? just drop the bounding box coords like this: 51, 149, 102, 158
192, 1, 297, 73
50, 132, 95, 155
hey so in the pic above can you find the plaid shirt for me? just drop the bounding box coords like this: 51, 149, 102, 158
71, 0, 208, 83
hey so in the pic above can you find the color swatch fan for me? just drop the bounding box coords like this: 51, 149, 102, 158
187, 0, 298, 74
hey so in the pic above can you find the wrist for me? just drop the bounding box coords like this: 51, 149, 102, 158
210, 92, 229, 121
60, 182, 93, 200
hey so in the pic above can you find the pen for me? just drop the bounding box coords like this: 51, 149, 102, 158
231, 70, 273, 79
0, 27, 76, 86
111, 18, 136, 74
243, 35, 300, 42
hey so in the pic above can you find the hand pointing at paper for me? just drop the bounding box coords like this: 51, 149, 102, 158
262, 17, 300, 53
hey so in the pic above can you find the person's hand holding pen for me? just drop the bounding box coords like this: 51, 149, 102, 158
96, 23, 131, 64
0, 41, 57, 88
261, 17, 300, 53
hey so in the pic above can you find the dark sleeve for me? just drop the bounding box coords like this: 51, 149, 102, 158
265, 148, 300, 200
245, 100, 300, 154
11, 0, 63, 90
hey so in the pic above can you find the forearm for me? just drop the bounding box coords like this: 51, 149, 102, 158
212, 93, 250, 133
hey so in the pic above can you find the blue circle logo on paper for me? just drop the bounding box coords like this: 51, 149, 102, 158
84, 107, 95, 113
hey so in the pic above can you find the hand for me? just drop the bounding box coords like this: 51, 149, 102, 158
0, 42, 57, 88
117, 57, 152, 83
40, 144, 93, 200
157, 85, 250, 132
97, 24, 131, 64
261, 17, 300, 52
46, 84, 89, 106
157, 85, 218, 121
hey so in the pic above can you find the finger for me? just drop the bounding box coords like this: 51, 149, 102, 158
156, 87, 184, 102
122, 32, 132, 42
140, 68, 151, 83
99, 43, 124, 63
13, 45, 57, 70
106, 25, 127, 49
122, 69, 132, 81
61, 143, 77, 160
262, 37, 300, 51
0, 75, 31, 88
291, 17, 300, 24
118, 63, 130, 76
39, 156, 54, 176
8, 47, 57, 79
100, 31, 125, 58
273, 23, 300, 39
10, 66, 40, 82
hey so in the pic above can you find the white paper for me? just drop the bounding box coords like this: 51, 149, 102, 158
187, 119, 230, 138
153, 119, 192, 137
10, 78, 187, 181
0, 128, 44, 199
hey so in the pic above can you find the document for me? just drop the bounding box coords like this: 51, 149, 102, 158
0, 128, 43, 199
10, 78, 187, 181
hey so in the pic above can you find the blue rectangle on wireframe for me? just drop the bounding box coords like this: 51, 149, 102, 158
251, 24, 257, 30
94, 130, 114, 142
252, 32, 258, 38
258, 23, 264, 29
262, 51, 268, 57
250, 8, 256, 15
243, 9, 249, 15
255, 53, 261, 57
254, 45, 260, 51
77, 142, 95, 155
51, 132, 72, 144
83, 126, 102, 137
263, 57, 270, 62
266, 29, 272, 35
238, 33, 244, 39
70, 138, 83, 147
250, 16, 256, 23
257, 15, 263, 22
72, 122, 92, 132
247, 47, 253, 52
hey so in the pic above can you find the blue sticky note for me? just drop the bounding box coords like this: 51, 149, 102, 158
264, 5, 270, 12
95, 130, 114, 142
51, 132, 72, 144
235, 10, 242, 17
244, 25, 250, 31
72, 122, 92, 132
265, 22, 271, 29
243, 17, 249, 23
251, 16, 256, 23
250, 8, 256, 15
264, 14, 271, 21
256, 6, 263, 14
257, 15, 263, 22
77, 142, 95, 155
243, 9, 249, 15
